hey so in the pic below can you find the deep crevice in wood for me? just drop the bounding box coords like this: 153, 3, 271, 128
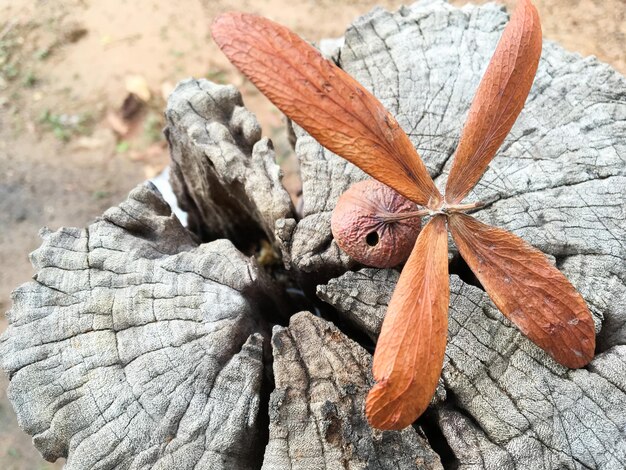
254, 354, 274, 470
448, 252, 484, 291
417, 409, 460, 470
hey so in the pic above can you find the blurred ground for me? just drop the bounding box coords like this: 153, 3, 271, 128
0, 0, 623, 468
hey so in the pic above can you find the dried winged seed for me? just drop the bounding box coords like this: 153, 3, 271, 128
331, 179, 422, 268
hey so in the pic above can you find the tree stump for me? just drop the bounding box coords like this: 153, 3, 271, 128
2, 1, 625, 468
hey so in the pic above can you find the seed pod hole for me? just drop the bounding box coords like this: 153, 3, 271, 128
366, 231, 379, 247
331, 179, 422, 268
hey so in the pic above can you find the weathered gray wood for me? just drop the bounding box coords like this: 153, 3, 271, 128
2, 0, 625, 468
319, 271, 626, 468
263, 311, 442, 470
318, 268, 394, 340
166, 78, 293, 249
311, 1, 626, 467
0, 183, 276, 469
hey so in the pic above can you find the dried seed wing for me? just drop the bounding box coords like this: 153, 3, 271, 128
366, 215, 449, 430
445, 0, 542, 203
448, 213, 595, 368
212, 12, 442, 208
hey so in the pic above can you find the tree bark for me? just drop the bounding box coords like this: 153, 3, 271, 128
2, 0, 625, 468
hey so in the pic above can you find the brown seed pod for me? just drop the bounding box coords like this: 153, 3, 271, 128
331, 179, 422, 268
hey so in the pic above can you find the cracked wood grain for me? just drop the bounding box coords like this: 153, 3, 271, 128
170, 0, 625, 466
1, 183, 276, 469
297, 4, 626, 460
319, 271, 626, 468
263, 311, 443, 470
2, 1, 625, 468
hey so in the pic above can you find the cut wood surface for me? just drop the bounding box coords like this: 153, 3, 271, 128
320, 272, 626, 468
277, 0, 625, 290
1, 0, 625, 469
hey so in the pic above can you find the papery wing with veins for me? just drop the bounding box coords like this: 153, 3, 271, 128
212, 12, 442, 208
445, 0, 542, 204
449, 213, 595, 368
366, 216, 449, 430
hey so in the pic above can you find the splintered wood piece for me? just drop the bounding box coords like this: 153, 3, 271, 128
166, 79, 293, 247
263, 311, 443, 469
0, 184, 274, 468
